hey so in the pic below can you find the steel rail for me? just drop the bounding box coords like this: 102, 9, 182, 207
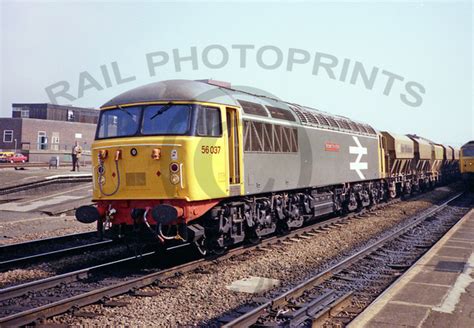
223, 192, 464, 327
0, 252, 157, 302
0, 239, 114, 270
0, 231, 97, 252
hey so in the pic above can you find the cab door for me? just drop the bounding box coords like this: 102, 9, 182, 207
226, 107, 242, 195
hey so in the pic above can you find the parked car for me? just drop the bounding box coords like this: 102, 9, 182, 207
8, 153, 28, 163
0, 152, 14, 163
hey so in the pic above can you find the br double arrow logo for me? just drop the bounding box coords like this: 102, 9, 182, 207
349, 136, 368, 179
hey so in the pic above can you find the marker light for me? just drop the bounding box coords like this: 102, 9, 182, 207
170, 174, 180, 185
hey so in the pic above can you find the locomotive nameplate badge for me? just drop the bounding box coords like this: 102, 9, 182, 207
325, 142, 340, 152
349, 136, 368, 179
171, 149, 178, 160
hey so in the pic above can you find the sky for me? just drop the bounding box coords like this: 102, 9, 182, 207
0, 0, 472, 147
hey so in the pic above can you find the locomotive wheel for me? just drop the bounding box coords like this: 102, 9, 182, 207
246, 233, 260, 245
244, 224, 260, 245
208, 241, 226, 255
276, 220, 290, 236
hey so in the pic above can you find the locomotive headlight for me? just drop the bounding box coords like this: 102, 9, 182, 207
99, 150, 108, 160
152, 148, 161, 160
170, 174, 180, 185
99, 176, 106, 185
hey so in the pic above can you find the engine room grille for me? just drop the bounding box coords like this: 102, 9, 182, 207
243, 120, 298, 153
126, 172, 146, 186
289, 106, 376, 136
238, 100, 269, 117
265, 105, 296, 122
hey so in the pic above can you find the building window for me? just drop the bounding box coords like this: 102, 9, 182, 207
51, 132, 60, 151
67, 110, 75, 121
3, 130, 13, 143
21, 109, 29, 118
38, 131, 47, 150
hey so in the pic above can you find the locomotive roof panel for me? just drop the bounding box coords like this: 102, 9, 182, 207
101, 79, 240, 108
461, 141, 474, 148
102, 79, 377, 137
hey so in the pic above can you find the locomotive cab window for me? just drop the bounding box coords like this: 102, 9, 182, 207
142, 104, 192, 135
97, 106, 141, 139
196, 106, 222, 137
96, 103, 221, 139
463, 148, 474, 157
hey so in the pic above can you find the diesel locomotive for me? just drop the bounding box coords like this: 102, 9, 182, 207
76, 79, 460, 254
460, 141, 474, 189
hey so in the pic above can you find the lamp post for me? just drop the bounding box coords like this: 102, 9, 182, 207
14, 139, 17, 152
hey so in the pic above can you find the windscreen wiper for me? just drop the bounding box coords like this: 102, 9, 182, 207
150, 103, 173, 120
116, 105, 134, 118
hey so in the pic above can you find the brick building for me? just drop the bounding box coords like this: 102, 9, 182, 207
0, 103, 99, 162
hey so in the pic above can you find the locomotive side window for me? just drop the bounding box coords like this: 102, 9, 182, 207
97, 106, 141, 139
142, 104, 191, 135
196, 106, 222, 137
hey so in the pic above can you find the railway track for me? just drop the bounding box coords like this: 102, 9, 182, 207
222, 192, 471, 327
0, 190, 466, 327
0, 232, 112, 270
0, 197, 402, 327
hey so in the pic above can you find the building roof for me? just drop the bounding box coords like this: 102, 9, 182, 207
12, 103, 98, 112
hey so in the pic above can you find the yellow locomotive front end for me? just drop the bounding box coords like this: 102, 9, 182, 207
76, 99, 244, 243
460, 141, 474, 189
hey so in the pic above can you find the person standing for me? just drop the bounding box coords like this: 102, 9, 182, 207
71, 141, 83, 171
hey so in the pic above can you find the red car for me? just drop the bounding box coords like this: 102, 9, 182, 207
8, 153, 28, 163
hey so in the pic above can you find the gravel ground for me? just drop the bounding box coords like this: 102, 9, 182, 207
0, 265, 52, 288
0, 215, 94, 245
0, 215, 96, 288
45, 184, 461, 327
